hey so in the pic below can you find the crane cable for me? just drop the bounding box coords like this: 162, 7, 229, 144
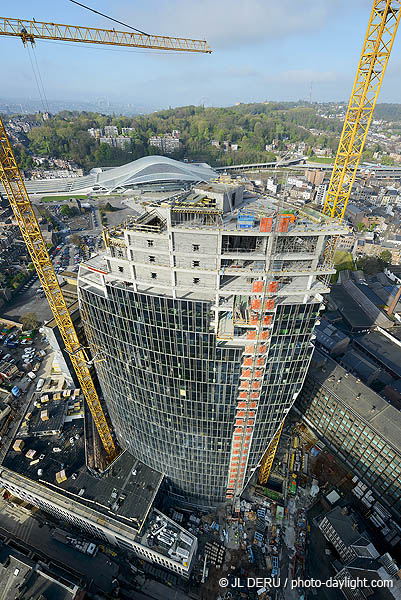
68, 0, 151, 36
26, 43, 49, 113
32, 46, 50, 113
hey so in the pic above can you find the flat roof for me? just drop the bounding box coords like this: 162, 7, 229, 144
308, 350, 401, 452
1, 388, 163, 532
0, 546, 79, 600
140, 509, 197, 570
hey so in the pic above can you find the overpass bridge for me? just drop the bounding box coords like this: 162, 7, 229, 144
214, 156, 306, 173
215, 158, 401, 180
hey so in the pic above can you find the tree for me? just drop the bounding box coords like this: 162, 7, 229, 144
356, 256, 385, 275
61, 205, 78, 217
379, 250, 392, 265
20, 312, 39, 331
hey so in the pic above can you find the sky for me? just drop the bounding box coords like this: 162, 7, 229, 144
2, 0, 401, 111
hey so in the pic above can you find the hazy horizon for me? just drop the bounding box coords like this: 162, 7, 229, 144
2, 0, 401, 110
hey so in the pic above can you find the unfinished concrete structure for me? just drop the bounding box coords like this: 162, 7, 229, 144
78, 182, 346, 505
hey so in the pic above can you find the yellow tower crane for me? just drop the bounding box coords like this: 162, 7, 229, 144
0, 16, 211, 462
258, 0, 401, 486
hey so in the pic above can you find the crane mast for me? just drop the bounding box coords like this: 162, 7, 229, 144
323, 1, 401, 222
259, 0, 401, 487
0, 17, 211, 461
0, 120, 117, 458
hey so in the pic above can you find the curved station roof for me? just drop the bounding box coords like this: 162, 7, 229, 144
21, 155, 218, 195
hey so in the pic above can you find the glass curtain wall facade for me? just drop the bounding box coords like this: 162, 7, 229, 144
80, 285, 242, 503
80, 284, 320, 504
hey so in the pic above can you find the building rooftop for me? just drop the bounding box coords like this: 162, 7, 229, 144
314, 320, 350, 351
12, 155, 218, 195
1, 386, 163, 533
0, 549, 80, 600
328, 285, 375, 329
353, 330, 401, 379
323, 506, 367, 547
339, 348, 381, 384
309, 350, 401, 452
139, 509, 197, 571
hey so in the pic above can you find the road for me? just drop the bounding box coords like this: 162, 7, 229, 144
0, 496, 118, 594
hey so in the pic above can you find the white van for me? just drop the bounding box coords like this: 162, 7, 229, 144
36, 378, 44, 391
27, 371, 36, 380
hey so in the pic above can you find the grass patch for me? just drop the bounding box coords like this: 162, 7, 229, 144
306, 157, 334, 164
331, 250, 356, 283
41, 195, 88, 202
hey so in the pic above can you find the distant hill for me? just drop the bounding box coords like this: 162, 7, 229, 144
5, 101, 401, 171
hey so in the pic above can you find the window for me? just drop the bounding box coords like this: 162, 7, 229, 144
118, 266, 124, 273
149, 256, 155, 263
192, 244, 200, 251
193, 278, 200, 285
151, 273, 157, 279
193, 260, 200, 267
147, 240, 154, 247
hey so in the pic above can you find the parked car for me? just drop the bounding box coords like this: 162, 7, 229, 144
11, 386, 22, 397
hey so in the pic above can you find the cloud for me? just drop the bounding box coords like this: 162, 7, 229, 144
118, 0, 341, 49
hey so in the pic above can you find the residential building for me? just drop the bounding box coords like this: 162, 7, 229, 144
345, 204, 366, 229
337, 234, 356, 252
104, 125, 119, 137
98, 136, 130, 149
77, 184, 345, 506
149, 133, 181, 154
315, 183, 328, 206
356, 241, 401, 265
305, 168, 325, 186
295, 350, 401, 517
380, 188, 399, 206
87, 127, 102, 138
122, 127, 136, 135
265, 177, 279, 194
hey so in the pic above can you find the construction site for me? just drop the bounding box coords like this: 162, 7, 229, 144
0, 2, 401, 599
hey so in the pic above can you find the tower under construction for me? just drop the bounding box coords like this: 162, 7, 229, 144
78, 182, 346, 505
